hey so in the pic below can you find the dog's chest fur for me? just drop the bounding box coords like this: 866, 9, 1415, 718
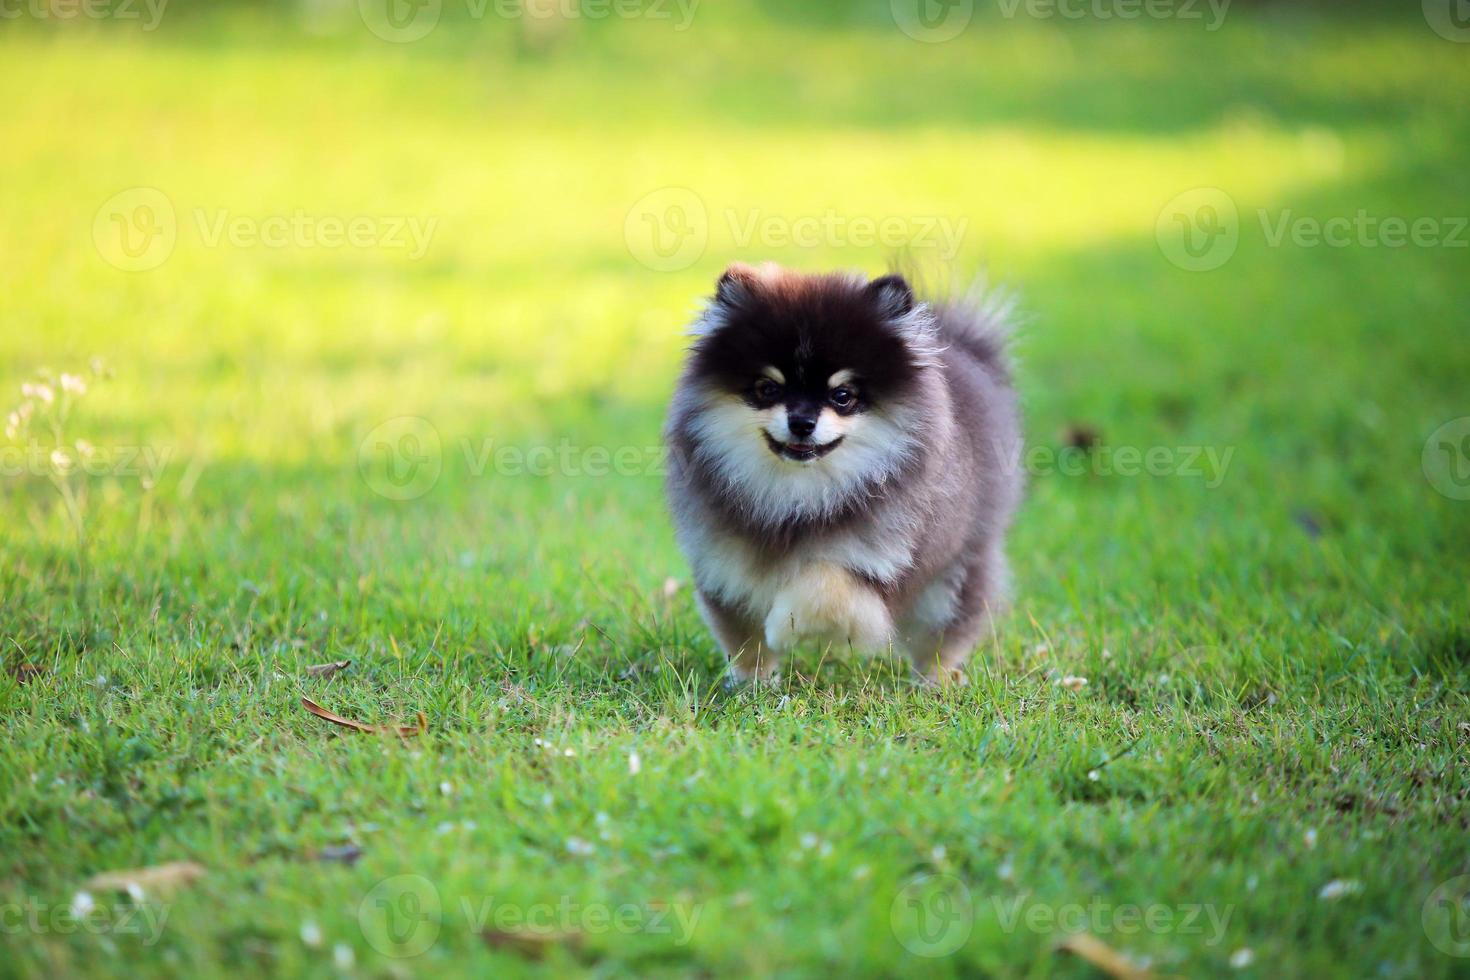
685, 517, 908, 619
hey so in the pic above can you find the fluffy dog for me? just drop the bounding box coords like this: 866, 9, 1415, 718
664, 263, 1022, 684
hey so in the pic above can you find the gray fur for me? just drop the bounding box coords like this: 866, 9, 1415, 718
664, 266, 1023, 683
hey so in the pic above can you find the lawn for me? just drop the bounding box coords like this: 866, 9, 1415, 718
2, 2, 1469, 976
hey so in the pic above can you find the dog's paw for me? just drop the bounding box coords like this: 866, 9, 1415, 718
917, 664, 970, 688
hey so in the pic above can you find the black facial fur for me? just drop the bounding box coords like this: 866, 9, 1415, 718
692, 270, 925, 412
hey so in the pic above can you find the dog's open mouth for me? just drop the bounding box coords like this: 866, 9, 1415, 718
764, 432, 844, 462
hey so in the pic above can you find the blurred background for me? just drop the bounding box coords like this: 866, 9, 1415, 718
2, 0, 1467, 644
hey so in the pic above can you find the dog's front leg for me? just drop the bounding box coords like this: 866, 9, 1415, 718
764, 561, 893, 654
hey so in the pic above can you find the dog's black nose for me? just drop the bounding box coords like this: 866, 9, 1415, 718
788, 411, 817, 438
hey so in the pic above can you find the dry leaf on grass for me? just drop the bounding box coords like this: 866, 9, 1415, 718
481, 927, 584, 960
6, 663, 43, 685
300, 696, 426, 737
1057, 933, 1151, 980
305, 660, 351, 678
309, 844, 363, 866
86, 861, 206, 896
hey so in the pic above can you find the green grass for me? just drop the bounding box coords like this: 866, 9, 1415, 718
3, 3, 1470, 976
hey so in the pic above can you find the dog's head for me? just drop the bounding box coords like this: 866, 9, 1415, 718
678, 263, 939, 523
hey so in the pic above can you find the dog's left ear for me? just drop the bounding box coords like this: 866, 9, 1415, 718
864, 274, 915, 318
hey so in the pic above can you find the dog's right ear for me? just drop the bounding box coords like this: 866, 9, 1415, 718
714, 262, 762, 306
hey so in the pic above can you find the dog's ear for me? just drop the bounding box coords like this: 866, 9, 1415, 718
864, 274, 915, 319
715, 262, 762, 306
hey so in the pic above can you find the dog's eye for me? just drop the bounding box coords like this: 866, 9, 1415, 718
829, 386, 856, 410
752, 378, 783, 404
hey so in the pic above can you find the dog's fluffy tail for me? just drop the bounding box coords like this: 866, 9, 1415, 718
892, 259, 1018, 382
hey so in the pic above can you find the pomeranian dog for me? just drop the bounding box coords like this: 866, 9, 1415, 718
665, 262, 1022, 684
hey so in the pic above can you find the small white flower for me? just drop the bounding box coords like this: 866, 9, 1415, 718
50, 448, 74, 473
332, 943, 354, 969
71, 891, 96, 916
60, 374, 87, 395
997, 856, 1015, 882
662, 577, 681, 599
1230, 947, 1254, 969
1058, 675, 1089, 692
800, 833, 820, 850
1087, 769, 1101, 781
563, 747, 575, 757
628, 750, 641, 775
75, 439, 95, 457
34, 384, 54, 405
566, 836, 594, 856
439, 781, 453, 796
126, 881, 145, 902
1318, 879, 1360, 901
1303, 828, 1317, 849
930, 845, 946, 862
300, 921, 323, 948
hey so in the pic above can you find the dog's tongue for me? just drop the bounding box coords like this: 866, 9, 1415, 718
788, 442, 816, 453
